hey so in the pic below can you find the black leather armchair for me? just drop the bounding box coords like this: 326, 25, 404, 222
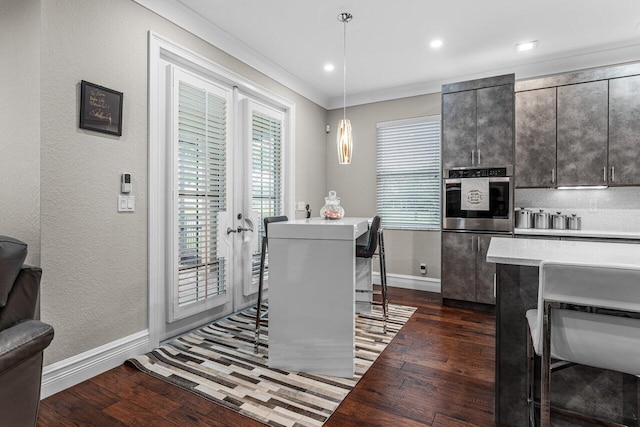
0, 236, 54, 426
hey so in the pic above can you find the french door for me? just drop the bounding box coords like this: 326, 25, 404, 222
160, 66, 286, 340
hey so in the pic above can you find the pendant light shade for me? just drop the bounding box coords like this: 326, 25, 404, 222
337, 118, 352, 164
337, 12, 353, 165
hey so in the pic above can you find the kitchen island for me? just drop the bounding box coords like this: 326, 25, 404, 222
487, 237, 640, 426
267, 217, 370, 378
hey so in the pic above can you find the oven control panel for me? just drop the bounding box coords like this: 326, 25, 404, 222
446, 167, 510, 179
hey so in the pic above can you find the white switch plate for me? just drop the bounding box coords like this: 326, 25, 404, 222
296, 201, 306, 211
118, 195, 135, 212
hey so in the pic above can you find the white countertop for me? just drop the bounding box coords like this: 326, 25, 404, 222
514, 227, 640, 240
269, 217, 370, 241
487, 237, 640, 267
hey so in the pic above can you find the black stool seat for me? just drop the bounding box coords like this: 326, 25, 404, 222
355, 216, 389, 332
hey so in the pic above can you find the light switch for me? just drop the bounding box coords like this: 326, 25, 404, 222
296, 201, 306, 211
118, 195, 135, 212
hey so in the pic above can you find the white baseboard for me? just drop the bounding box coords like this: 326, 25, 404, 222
41, 329, 150, 399
373, 272, 441, 293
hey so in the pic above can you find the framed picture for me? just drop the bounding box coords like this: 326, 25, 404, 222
79, 80, 123, 136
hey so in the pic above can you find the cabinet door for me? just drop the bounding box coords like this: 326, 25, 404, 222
609, 75, 640, 186
477, 85, 514, 167
557, 81, 608, 186
442, 91, 477, 169
475, 234, 499, 304
441, 232, 476, 301
515, 88, 557, 188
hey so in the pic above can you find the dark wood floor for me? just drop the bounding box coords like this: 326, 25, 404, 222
38, 288, 496, 426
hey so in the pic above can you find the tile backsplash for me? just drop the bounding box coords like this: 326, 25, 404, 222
515, 187, 640, 232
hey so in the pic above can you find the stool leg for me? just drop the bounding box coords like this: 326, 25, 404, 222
527, 327, 536, 427
541, 301, 552, 427
255, 237, 267, 354
378, 230, 388, 333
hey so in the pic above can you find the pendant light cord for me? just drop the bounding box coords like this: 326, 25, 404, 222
343, 16, 347, 122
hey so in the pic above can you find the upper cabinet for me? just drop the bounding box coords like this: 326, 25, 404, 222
556, 81, 609, 187
609, 75, 640, 186
515, 88, 557, 188
477, 85, 514, 167
442, 90, 476, 169
515, 63, 640, 188
442, 75, 515, 169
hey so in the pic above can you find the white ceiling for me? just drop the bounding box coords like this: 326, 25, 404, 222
137, 0, 640, 109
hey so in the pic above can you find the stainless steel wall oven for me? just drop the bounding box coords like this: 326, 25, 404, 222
443, 166, 513, 232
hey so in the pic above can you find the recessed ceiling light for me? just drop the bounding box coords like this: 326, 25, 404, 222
516, 40, 538, 52
324, 63, 335, 72
430, 39, 443, 49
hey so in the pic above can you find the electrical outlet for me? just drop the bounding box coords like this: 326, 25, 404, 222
419, 263, 427, 275
296, 201, 306, 211
589, 199, 597, 213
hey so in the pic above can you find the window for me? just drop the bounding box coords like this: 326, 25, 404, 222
249, 102, 284, 285
376, 116, 441, 229
169, 69, 232, 321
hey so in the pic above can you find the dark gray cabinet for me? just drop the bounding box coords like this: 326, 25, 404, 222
442, 90, 476, 169
441, 231, 476, 301
477, 85, 514, 167
556, 81, 608, 186
441, 231, 500, 305
515, 88, 557, 188
609, 75, 640, 186
442, 78, 514, 169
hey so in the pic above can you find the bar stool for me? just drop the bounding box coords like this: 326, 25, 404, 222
254, 215, 288, 354
356, 216, 389, 332
526, 261, 640, 426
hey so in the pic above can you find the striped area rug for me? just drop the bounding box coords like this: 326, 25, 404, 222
127, 303, 416, 427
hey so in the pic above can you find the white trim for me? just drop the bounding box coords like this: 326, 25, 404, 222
41, 330, 150, 399
373, 272, 441, 294
148, 32, 296, 346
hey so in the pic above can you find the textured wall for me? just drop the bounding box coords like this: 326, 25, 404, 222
39, 0, 327, 365
0, 0, 41, 265
326, 95, 442, 279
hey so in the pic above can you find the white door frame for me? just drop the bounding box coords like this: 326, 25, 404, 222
147, 32, 295, 349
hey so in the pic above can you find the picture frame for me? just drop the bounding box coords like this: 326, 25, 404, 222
79, 80, 123, 136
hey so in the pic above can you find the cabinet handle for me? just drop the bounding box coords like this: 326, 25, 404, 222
603, 167, 607, 182
478, 237, 482, 253
611, 166, 615, 182
471, 236, 475, 252
493, 273, 497, 298
471, 150, 475, 165
551, 169, 555, 184
477, 149, 481, 165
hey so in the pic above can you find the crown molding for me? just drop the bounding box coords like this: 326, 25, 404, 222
327, 41, 640, 109
133, 0, 640, 111
132, 0, 330, 108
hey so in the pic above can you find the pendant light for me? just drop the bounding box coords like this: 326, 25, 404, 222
337, 12, 353, 164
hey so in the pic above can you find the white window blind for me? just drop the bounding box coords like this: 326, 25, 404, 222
376, 116, 441, 229
250, 105, 283, 283
170, 71, 231, 321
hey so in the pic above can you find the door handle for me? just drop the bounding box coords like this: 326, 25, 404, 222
226, 227, 238, 234
237, 226, 254, 233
